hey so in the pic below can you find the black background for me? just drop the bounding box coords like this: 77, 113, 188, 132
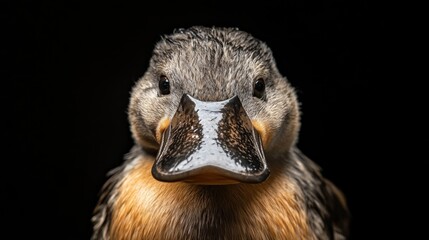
3, 1, 381, 239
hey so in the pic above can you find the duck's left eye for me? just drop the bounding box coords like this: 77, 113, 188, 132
159, 75, 170, 95
253, 78, 265, 99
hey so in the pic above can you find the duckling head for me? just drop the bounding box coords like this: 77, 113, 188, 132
128, 26, 300, 185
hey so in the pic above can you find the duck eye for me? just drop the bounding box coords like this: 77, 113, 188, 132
159, 75, 170, 95
253, 78, 265, 99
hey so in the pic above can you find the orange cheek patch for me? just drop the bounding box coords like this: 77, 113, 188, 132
156, 117, 171, 144
251, 120, 271, 149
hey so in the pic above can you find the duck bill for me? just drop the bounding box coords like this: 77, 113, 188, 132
152, 94, 269, 185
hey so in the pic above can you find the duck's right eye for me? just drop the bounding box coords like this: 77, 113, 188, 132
159, 75, 170, 95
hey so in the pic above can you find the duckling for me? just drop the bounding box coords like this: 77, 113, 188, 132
92, 26, 350, 240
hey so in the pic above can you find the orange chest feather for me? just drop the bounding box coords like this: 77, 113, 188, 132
110, 159, 311, 240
